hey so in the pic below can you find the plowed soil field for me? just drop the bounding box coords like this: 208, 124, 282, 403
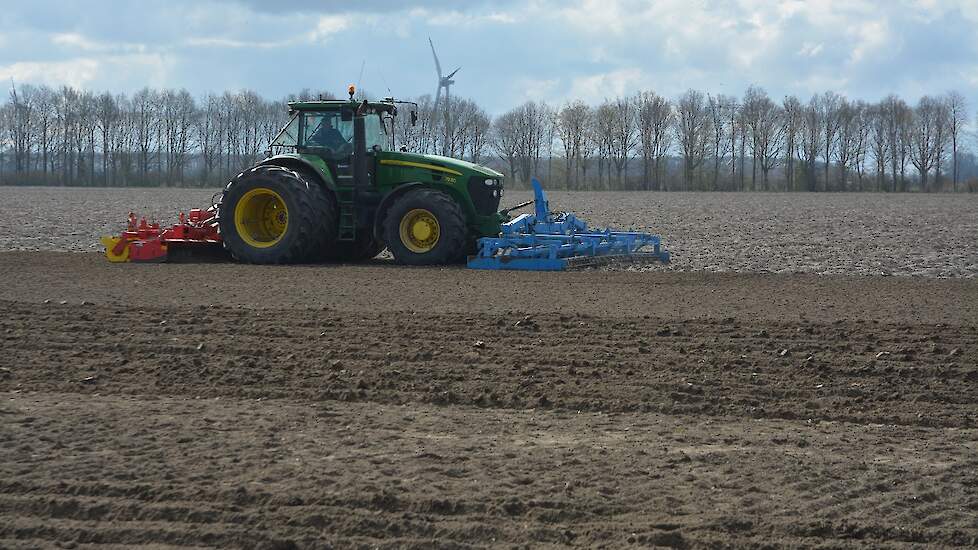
1, 187, 977, 548
2, 186, 976, 277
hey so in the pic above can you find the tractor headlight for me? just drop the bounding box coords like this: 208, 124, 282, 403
484, 178, 495, 186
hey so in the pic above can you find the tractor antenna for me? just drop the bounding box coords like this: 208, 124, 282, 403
356, 59, 366, 97
378, 66, 393, 98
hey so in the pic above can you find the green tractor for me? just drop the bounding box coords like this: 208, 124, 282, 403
220, 89, 504, 265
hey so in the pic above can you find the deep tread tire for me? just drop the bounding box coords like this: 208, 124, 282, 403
383, 188, 466, 266
220, 166, 337, 264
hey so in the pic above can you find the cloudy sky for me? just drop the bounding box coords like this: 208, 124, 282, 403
1, 0, 977, 113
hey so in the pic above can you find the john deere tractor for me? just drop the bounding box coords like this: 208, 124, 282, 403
220, 89, 504, 265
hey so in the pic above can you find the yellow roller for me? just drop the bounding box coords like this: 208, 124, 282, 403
101, 236, 130, 263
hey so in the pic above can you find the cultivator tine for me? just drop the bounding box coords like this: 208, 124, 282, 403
101, 206, 225, 263
467, 178, 670, 271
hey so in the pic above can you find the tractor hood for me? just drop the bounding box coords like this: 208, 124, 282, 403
388, 152, 504, 179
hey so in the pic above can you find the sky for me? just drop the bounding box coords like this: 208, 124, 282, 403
1, 0, 978, 114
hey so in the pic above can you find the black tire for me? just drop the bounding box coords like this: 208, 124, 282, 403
325, 233, 386, 262
383, 188, 466, 266
220, 165, 337, 264
456, 236, 480, 262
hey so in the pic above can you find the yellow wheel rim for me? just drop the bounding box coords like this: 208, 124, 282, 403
398, 208, 440, 253
234, 187, 289, 248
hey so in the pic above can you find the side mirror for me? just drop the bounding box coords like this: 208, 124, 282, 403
411, 111, 418, 126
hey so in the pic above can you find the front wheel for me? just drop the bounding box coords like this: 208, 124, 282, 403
383, 189, 466, 265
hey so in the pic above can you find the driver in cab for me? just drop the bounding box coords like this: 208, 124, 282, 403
307, 118, 349, 150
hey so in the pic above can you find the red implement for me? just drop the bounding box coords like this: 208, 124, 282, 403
102, 207, 223, 263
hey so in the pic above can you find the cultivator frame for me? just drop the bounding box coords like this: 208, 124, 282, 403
100, 206, 223, 263
466, 178, 670, 271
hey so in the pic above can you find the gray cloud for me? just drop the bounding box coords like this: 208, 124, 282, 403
227, 0, 518, 14
2, 0, 977, 114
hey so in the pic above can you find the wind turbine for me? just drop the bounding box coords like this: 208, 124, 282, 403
429, 37, 460, 155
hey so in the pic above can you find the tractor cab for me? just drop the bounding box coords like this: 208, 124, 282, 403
270, 99, 395, 161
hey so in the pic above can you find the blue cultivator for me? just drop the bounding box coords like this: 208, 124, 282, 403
467, 178, 670, 271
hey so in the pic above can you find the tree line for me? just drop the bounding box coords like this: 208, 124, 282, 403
2, 82, 976, 191
492, 88, 977, 192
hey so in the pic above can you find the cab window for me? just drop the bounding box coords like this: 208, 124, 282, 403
270, 114, 300, 151
364, 114, 390, 151
302, 112, 353, 152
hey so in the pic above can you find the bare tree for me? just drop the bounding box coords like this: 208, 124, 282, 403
742, 86, 784, 190
728, 98, 741, 190
799, 96, 823, 192
781, 95, 803, 191
3, 82, 976, 193
909, 96, 942, 192
932, 97, 951, 190
607, 96, 638, 187
819, 92, 843, 191
0, 101, 9, 183
835, 99, 860, 191
592, 100, 614, 188
945, 91, 967, 191
674, 89, 711, 190
461, 103, 491, 164
7, 82, 35, 175
707, 94, 735, 190
507, 101, 551, 185
882, 96, 913, 192
852, 101, 871, 191
867, 102, 888, 191
636, 91, 672, 191
556, 101, 590, 189
491, 109, 520, 183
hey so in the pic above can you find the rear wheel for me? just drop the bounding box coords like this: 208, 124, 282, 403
220, 166, 336, 264
383, 188, 466, 265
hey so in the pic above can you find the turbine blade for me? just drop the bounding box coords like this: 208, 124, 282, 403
428, 37, 442, 77
446, 67, 461, 79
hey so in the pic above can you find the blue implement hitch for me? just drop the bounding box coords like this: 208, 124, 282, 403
467, 178, 670, 271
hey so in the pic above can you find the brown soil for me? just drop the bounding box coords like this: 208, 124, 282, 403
1, 251, 977, 548
2, 186, 976, 277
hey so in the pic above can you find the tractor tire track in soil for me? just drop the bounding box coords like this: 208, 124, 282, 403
1, 252, 977, 548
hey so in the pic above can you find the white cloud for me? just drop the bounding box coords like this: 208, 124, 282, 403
0, 54, 174, 90
305, 15, 350, 43
51, 32, 147, 54
568, 68, 647, 102
0, 59, 100, 88
515, 76, 559, 101
185, 37, 297, 49
847, 20, 889, 64
1, 0, 977, 112
408, 8, 518, 26
184, 14, 350, 49
798, 42, 824, 57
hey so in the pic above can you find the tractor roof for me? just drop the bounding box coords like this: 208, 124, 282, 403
287, 99, 396, 114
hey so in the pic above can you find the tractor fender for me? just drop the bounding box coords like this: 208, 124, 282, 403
258, 155, 336, 190
373, 182, 468, 242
